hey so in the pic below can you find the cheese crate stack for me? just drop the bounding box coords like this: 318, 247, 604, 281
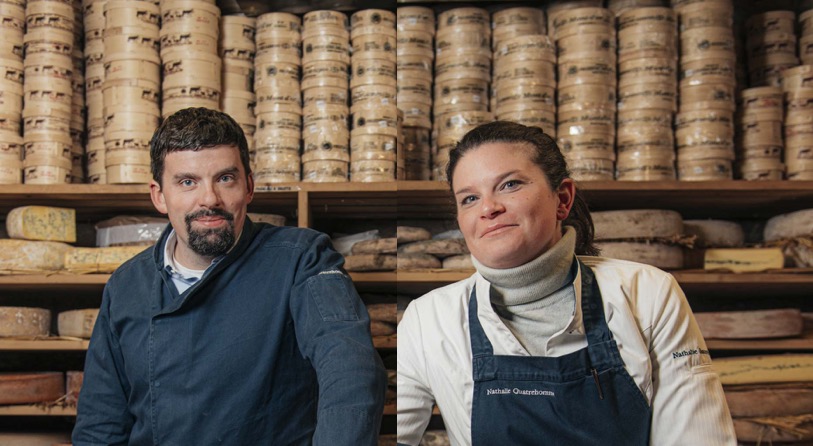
301, 10, 350, 182
253, 12, 302, 183
492, 32, 556, 137
673, 0, 737, 181
615, 7, 678, 181
22, 0, 77, 184
349, 9, 397, 182
492, 7, 545, 52
745, 11, 798, 88
546, 0, 603, 35
782, 65, 813, 180
607, 0, 666, 15
433, 7, 492, 181
801, 9, 813, 65
83, 0, 106, 183
159, 0, 222, 117
736, 87, 785, 180
0, 0, 24, 184
552, 7, 616, 181
396, 6, 433, 179
396, 108, 404, 180
220, 15, 257, 158
102, 0, 161, 184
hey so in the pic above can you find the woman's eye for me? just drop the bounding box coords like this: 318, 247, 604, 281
502, 180, 521, 190
461, 195, 477, 205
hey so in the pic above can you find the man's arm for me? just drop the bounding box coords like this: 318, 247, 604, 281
290, 233, 387, 446
648, 274, 737, 445
72, 285, 133, 446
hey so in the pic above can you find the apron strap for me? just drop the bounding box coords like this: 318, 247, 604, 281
579, 261, 613, 345
468, 286, 494, 358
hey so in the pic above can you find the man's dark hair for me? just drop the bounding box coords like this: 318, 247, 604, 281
446, 120, 599, 256
150, 107, 252, 185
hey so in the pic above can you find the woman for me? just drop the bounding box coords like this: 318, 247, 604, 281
397, 122, 736, 445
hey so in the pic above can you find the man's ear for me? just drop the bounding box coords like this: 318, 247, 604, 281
149, 180, 168, 215
245, 171, 255, 204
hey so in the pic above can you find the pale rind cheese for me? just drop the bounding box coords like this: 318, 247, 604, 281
421, 430, 451, 446
725, 385, 813, 417
764, 208, 813, 241
64, 246, 146, 274
396, 226, 431, 244
733, 416, 813, 442
595, 242, 684, 269
397, 239, 469, 257
694, 309, 803, 339
704, 248, 784, 272
5, 206, 76, 242
0, 239, 71, 274
683, 219, 745, 248
370, 320, 396, 336
442, 254, 474, 270
592, 209, 683, 240
344, 254, 397, 271
713, 354, 813, 385
396, 253, 441, 270
352, 238, 397, 255
366, 303, 396, 324
57, 308, 99, 339
0, 306, 50, 337
247, 212, 286, 226
66, 370, 83, 405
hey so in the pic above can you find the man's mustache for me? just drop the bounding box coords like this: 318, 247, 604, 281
185, 208, 235, 226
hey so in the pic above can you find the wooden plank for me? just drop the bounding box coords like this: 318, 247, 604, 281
373, 335, 396, 349
0, 405, 76, 416
0, 339, 89, 351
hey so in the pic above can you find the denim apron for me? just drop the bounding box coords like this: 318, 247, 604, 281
469, 261, 652, 445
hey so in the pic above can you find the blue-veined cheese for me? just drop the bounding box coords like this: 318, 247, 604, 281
6, 205, 76, 242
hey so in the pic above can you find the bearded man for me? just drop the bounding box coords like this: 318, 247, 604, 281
73, 108, 386, 446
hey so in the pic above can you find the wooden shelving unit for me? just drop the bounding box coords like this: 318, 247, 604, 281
0, 405, 76, 416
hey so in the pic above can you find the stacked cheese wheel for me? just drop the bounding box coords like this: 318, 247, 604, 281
745, 11, 797, 88
492, 33, 555, 136
396, 6, 433, 179
159, 0, 222, 117
396, 226, 471, 270
0, 0, 24, 184
607, 0, 666, 15
70, 8, 85, 184
220, 15, 257, 157
546, 0, 603, 34
366, 302, 397, 337
765, 208, 813, 267
673, 0, 736, 180
801, 9, 813, 65
432, 7, 492, 181
615, 7, 678, 181
782, 66, 813, 180
553, 7, 616, 181
301, 10, 350, 183
492, 7, 545, 52
344, 237, 396, 271
22, 0, 77, 184
593, 209, 685, 269
102, 0, 161, 184
349, 9, 397, 182
736, 87, 785, 180
253, 12, 302, 183
83, 0, 106, 183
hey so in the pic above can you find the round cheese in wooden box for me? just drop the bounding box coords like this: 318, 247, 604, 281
162, 85, 221, 106
568, 157, 614, 181
349, 59, 396, 89
557, 108, 615, 137
158, 32, 217, 59
255, 60, 300, 87
434, 53, 491, 83
436, 24, 489, 54
616, 162, 677, 181
302, 34, 350, 65
746, 11, 795, 38
617, 145, 675, 163
434, 78, 487, 107
255, 90, 301, 115
160, 0, 220, 34
104, 131, 153, 152
351, 105, 398, 137
103, 80, 160, 113
676, 2, 733, 32
303, 86, 347, 108
557, 33, 616, 61
105, 1, 159, 29
106, 163, 151, 184
786, 156, 813, 176
396, 30, 433, 59
303, 10, 347, 29
677, 158, 732, 181
680, 28, 736, 62
492, 7, 545, 30
437, 7, 488, 28
557, 134, 614, 158
397, 6, 435, 33
223, 60, 255, 92
104, 110, 160, 134
23, 164, 70, 184
494, 35, 555, 64
399, 103, 431, 129
23, 140, 71, 161
351, 85, 396, 109
551, 7, 613, 41
680, 57, 735, 82
257, 12, 300, 36
494, 59, 555, 89
492, 25, 546, 51
738, 118, 783, 147
351, 9, 395, 35
780, 65, 813, 91
617, 128, 674, 153
747, 32, 797, 61
618, 82, 676, 111
256, 112, 301, 136
162, 51, 221, 90
739, 86, 783, 111
104, 149, 150, 167
557, 59, 615, 87
221, 16, 256, 48
617, 109, 673, 130
0, 156, 21, 183
496, 109, 556, 133
302, 159, 348, 183
557, 84, 615, 109
253, 151, 300, 171
397, 75, 431, 103
737, 158, 784, 181
350, 159, 395, 182
739, 145, 783, 160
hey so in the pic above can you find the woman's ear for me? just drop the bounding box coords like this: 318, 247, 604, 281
556, 178, 576, 221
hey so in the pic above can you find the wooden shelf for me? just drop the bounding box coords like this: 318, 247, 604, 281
396, 180, 813, 219
706, 336, 813, 351
0, 405, 76, 416
0, 339, 89, 351
374, 335, 396, 349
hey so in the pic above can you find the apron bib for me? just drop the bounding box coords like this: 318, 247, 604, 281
469, 261, 652, 446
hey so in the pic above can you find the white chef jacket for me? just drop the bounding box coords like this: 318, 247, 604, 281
397, 256, 737, 446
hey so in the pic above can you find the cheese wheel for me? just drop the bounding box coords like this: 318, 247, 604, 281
733, 417, 813, 443
596, 242, 684, 269
0, 239, 70, 273
396, 226, 431, 244
725, 384, 813, 418
694, 309, 803, 340
343, 254, 396, 271
397, 239, 469, 257
351, 238, 396, 255
704, 248, 785, 273
592, 210, 683, 240
764, 209, 813, 241
366, 303, 396, 324
397, 253, 441, 270
714, 354, 813, 385
246, 213, 285, 226
421, 430, 451, 446
370, 319, 395, 336
0, 306, 50, 337
57, 308, 99, 339
443, 254, 473, 270
6, 206, 76, 242
64, 246, 146, 274
0, 372, 64, 404
682, 220, 744, 248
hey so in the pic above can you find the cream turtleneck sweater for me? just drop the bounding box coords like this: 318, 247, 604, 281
471, 226, 577, 356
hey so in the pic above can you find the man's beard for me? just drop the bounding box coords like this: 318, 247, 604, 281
185, 208, 236, 257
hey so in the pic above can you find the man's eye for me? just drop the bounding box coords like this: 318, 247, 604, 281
180, 179, 195, 187
220, 175, 235, 183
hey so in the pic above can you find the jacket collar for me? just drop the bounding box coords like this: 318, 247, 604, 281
152, 215, 258, 272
